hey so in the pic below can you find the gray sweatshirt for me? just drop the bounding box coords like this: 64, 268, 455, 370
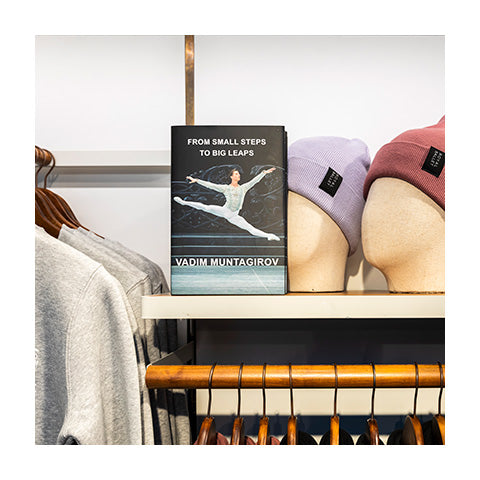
75, 227, 191, 445
35, 226, 142, 444
79, 228, 169, 294
58, 226, 182, 445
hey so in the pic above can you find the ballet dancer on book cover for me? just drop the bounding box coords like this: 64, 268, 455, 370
174, 167, 280, 241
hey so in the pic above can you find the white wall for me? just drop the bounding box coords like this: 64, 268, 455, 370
35, 35, 444, 289
35, 35, 185, 150
195, 35, 445, 155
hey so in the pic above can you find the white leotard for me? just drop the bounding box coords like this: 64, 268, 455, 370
196, 170, 266, 212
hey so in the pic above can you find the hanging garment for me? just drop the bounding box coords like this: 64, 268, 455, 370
319, 428, 354, 445
74, 227, 190, 445
194, 432, 229, 445
57, 225, 181, 444
356, 432, 385, 445
57, 226, 155, 444
79, 227, 169, 294
35, 226, 142, 444
421, 418, 444, 445
280, 430, 318, 445
387, 428, 403, 445
252, 436, 280, 445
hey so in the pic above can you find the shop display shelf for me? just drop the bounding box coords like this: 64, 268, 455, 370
141, 291, 445, 320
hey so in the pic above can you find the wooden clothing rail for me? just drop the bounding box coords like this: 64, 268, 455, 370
145, 364, 445, 390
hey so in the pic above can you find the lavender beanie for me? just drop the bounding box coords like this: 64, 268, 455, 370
288, 136, 371, 256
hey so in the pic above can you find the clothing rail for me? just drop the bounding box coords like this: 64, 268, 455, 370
145, 364, 445, 389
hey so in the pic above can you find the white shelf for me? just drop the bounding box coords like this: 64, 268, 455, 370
141, 291, 445, 319
49, 150, 171, 167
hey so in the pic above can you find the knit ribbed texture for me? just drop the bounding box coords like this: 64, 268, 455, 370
288, 136, 371, 255
363, 116, 445, 209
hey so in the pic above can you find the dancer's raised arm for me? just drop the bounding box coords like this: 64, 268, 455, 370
242, 167, 276, 192
188, 176, 228, 194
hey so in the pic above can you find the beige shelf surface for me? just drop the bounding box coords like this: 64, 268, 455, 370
142, 291, 445, 319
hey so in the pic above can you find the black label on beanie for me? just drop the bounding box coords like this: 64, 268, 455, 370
319, 167, 343, 197
422, 147, 445, 177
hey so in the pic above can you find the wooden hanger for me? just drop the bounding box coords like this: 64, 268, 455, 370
401, 362, 424, 445
36, 188, 77, 228
286, 363, 298, 445
35, 149, 74, 230
35, 148, 83, 229
35, 194, 61, 237
367, 362, 381, 444
231, 363, 246, 445
39, 149, 84, 228
431, 361, 445, 444
42, 149, 86, 229
319, 363, 354, 445
357, 363, 382, 445
196, 363, 218, 445
257, 363, 272, 445
35, 161, 63, 237
329, 363, 340, 445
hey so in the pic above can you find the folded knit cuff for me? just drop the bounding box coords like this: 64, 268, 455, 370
288, 159, 365, 256
363, 141, 445, 209
288, 136, 370, 256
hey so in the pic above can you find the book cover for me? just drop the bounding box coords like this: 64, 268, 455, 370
171, 125, 287, 295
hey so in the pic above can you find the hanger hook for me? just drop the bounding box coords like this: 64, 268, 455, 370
237, 363, 244, 417
333, 363, 338, 417
437, 361, 444, 416
413, 362, 419, 417
35, 164, 44, 188
35, 146, 47, 187
262, 363, 267, 418
370, 362, 376, 420
43, 149, 56, 189
289, 363, 294, 418
206, 362, 217, 418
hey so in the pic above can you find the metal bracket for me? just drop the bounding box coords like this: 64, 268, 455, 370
150, 341, 195, 366
185, 35, 194, 125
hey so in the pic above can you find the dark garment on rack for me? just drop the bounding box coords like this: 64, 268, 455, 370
254, 436, 280, 445
421, 419, 443, 445
280, 430, 318, 445
319, 428, 354, 445
387, 423, 435, 445
387, 429, 403, 445
356, 433, 385, 445
193, 432, 229, 445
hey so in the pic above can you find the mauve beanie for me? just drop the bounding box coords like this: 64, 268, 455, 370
288, 136, 371, 256
363, 116, 445, 209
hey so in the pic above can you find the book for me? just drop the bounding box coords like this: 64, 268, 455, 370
171, 125, 287, 295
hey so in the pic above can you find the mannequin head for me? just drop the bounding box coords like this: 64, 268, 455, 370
288, 191, 349, 292
362, 116, 445, 293
287, 136, 370, 292
362, 178, 445, 293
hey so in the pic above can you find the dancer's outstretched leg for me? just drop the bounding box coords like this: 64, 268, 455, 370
175, 197, 280, 240
228, 214, 280, 241
174, 197, 228, 218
